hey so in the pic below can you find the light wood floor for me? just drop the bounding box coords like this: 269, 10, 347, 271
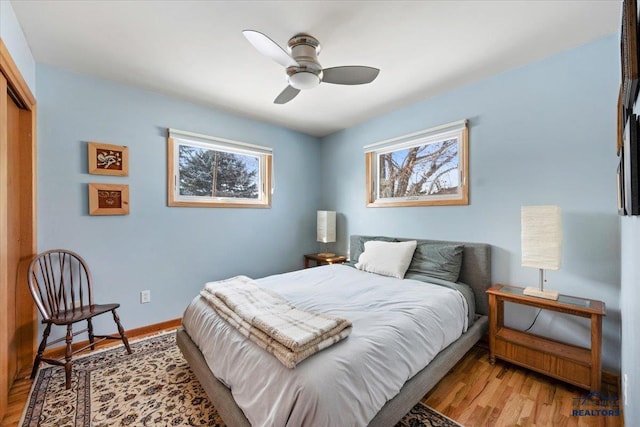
2, 340, 621, 427
424, 344, 621, 427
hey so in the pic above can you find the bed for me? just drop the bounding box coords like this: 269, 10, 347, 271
177, 235, 491, 426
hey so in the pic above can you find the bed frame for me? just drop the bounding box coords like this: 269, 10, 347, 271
177, 235, 491, 426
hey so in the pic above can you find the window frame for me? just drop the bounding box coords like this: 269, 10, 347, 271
365, 120, 469, 207
167, 129, 272, 208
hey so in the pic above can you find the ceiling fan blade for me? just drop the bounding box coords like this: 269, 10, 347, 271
322, 66, 380, 85
274, 86, 301, 104
242, 30, 298, 68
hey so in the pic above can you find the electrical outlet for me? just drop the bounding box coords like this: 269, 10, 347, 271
140, 290, 151, 304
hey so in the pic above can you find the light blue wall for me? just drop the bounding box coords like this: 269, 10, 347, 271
0, 0, 35, 95
319, 35, 621, 372
36, 64, 321, 337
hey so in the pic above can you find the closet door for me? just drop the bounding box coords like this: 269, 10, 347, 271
0, 40, 37, 421
0, 72, 8, 422
0, 68, 23, 422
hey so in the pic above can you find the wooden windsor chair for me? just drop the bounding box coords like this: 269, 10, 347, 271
28, 249, 132, 389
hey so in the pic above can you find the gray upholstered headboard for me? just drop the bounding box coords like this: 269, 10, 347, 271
349, 235, 492, 316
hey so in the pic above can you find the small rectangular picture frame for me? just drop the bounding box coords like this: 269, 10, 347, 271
618, 85, 625, 155
618, 154, 626, 216
88, 141, 129, 176
623, 114, 639, 215
621, 0, 639, 109
88, 183, 129, 216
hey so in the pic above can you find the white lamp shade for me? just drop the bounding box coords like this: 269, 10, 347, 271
521, 205, 562, 270
317, 211, 336, 243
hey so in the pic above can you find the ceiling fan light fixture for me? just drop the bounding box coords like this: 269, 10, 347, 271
242, 29, 380, 104
288, 71, 320, 90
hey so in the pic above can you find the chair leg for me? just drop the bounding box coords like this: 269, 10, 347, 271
112, 309, 132, 354
87, 318, 95, 350
64, 323, 73, 390
31, 323, 52, 379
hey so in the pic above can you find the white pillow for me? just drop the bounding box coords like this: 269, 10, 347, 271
355, 240, 417, 279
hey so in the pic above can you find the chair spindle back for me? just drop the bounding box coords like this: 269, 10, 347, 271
28, 249, 94, 320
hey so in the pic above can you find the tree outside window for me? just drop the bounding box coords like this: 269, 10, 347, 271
178, 146, 259, 198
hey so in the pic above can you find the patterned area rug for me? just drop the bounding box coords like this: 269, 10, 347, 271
20, 332, 462, 427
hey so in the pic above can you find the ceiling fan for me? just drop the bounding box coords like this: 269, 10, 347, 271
242, 30, 380, 104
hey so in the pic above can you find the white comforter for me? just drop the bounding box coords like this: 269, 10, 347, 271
182, 264, 468, 427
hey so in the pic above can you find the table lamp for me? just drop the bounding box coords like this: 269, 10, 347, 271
317, 210, 336, 257
521, 205, 562, 300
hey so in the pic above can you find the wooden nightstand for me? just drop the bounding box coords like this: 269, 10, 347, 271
304, 254, 347, 268
486, 284, 605, 391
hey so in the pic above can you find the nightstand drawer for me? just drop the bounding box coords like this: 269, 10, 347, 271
494, 329, 592, 389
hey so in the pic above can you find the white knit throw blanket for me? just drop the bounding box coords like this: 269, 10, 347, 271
200, 275, 352, 368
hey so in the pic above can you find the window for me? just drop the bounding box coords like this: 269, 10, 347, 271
365, 120, 468, 207
168, 129, 272, 208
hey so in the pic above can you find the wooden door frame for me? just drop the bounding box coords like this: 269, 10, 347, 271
0, 38, 37, 421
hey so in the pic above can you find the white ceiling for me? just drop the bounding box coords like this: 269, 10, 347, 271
11, 1, 621, 137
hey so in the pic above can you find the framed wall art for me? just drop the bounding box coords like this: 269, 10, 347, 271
618, 154, 626, 216
621, 0, 639, 110
618, 86, 626, 156
88, 183, 129, 215
88, 142, 129, 176
617, 0, 640, 215
623, 115, 639, 216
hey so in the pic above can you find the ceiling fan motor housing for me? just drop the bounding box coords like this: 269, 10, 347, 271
242, 29, 380, 103
287, 34, 323, 90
